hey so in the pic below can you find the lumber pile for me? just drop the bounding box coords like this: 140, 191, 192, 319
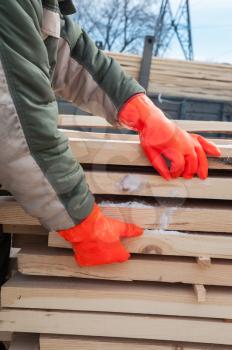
1, 116, 232, 348
107, 51, 232, 102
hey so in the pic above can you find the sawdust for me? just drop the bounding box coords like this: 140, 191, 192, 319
118, 174, 143, 193
144, 229, 188, 237
99, 200, 153, 208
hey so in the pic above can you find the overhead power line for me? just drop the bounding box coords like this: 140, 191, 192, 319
154, 0, 194, 60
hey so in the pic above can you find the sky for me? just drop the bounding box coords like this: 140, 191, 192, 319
165, 0, 232, 63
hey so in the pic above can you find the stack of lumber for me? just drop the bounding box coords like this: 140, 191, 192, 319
1, 116, 232, 349
108, 51, 232, 101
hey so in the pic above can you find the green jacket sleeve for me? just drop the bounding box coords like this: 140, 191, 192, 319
0, 0, 94, 231
52, 16, 145, 125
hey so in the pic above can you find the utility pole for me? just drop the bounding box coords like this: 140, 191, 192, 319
154, 0, 194, 60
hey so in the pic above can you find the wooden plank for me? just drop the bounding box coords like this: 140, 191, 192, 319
9, 333, 39, 350
95, 200, 232, 234
68, 136, 232, 170
2, 171, 232, 199
0, 198, 38, 225
107, 52, 232, 101
2, 225, 47, 235
48, 229, 232, 259
0, 332, 12, 342
110, 51, 232, 72
58, 115, 113, 129
1, 309, 232, 345
12, 234, 48, 248
85, 172, 232, 199
58, 115, 232, 133
63, 130, 232, 144
149, 76, 232, 90
3, 273, 232, 319
149, 66, 232, 82
17, 247, 232, 287
40, 334, 232, 350
1, 197, 232, 233
148, 83, 232, 102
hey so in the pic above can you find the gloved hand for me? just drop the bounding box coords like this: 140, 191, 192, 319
119, 93, 221, 180
59, 203, 143, 266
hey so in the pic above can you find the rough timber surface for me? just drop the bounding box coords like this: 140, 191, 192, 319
68, 136, 232, 170
107, 52, 232, 102
40, 334, 232, 350
85, 172, 232, 199
2, 224, 47, 235
12, 233, 48, 248
0, 332, 12, 343
9, 333, 39, 350
58, 115, 232, 133
58, 126, 232, 172
3, 273, 232, 319
17, 247, 232, 287
1, 309, 232, 345
1, 197, 232, 233
48, 230, 232, 260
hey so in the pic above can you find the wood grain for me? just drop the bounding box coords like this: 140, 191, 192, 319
9, 333, 39, 350
107, 52, 232, 101
41, 334, 232, 350
1, 309, 232, 344
58, 115, 232, 133
84, 171, 232, 199
40, 334, 232, 350
0, 332, 12, 342
68, 136, 232, 170
2, 224, 47, 235
48, 230, 232, 259
3, 273, 232, 319
1, 197, 232, 233
17, 247, 232, 287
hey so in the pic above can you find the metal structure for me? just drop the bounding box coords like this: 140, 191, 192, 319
154, 0, 194, 60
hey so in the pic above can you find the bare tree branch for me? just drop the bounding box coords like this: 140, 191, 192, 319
73, 0, 159, 54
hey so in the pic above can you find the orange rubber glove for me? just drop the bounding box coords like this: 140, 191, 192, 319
59, 203, 143, 266
119, 93, 221, 180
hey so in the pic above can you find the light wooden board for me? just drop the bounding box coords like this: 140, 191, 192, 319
149, 66, 232, 82
1, 309, 232, 345
3, 273, 232, 319
2, 225, 47, 235
48, 230, 232, 259
111, 51, 232, 74
2, 171, 232, 199
9, 333, 39, 350
107, 52, 232, 101
110, 51, 232, 71
0, 332, 12, 342
85, 171, 232, 199
1, 197, 232, 233
68, 135, 232, 170
40, 334, 232, 350
17, 247, 232, 287
63, 130, 232, 144
0, 198, 39, 226
58, 115, 232, 133
147, 81, 232, 101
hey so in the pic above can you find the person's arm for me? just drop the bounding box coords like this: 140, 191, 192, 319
0, 1, 142, 267
0, 0, 94, 231
52, 16, 145, 125
53, 16, 221, 180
